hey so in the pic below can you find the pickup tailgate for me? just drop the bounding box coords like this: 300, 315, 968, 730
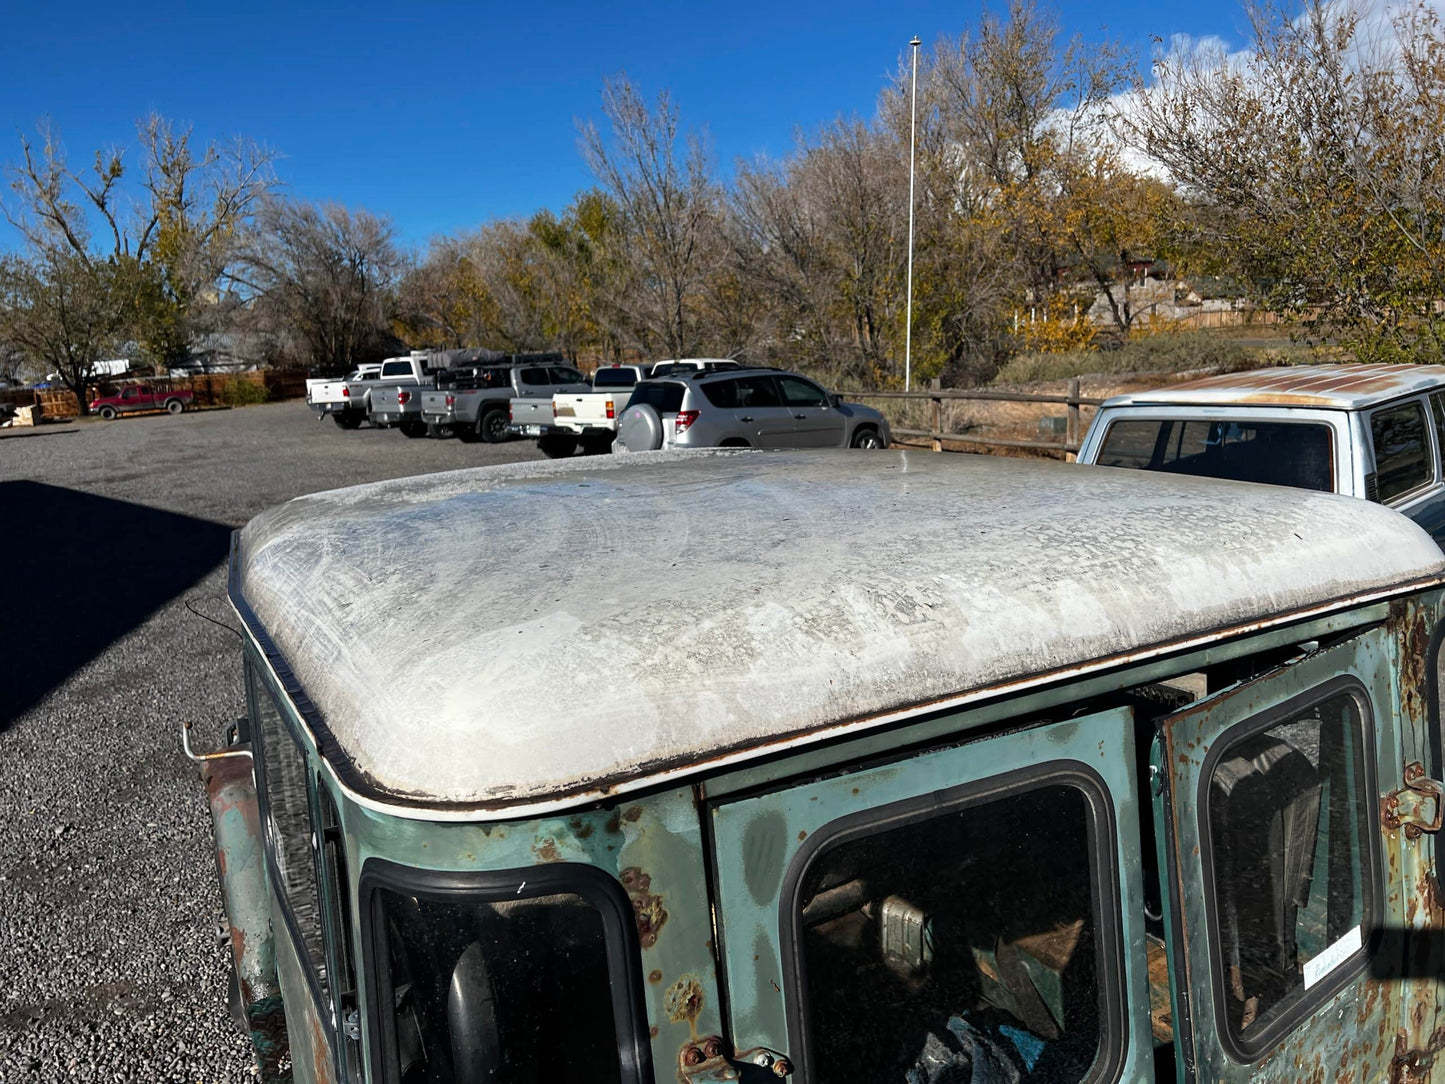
553, 390, 626, 433
306, 379, 347, 406
510, 395, 557, 434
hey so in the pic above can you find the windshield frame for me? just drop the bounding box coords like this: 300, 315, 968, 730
359, 858, 654, 1084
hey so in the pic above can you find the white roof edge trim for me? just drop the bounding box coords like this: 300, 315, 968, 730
248, 575, 1442, 824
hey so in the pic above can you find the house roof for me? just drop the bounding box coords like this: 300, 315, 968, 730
231, 449, 1445, 817
1103, 363, 1445, 410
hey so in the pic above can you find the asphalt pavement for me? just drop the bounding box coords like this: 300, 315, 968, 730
0, 403, 544, 1081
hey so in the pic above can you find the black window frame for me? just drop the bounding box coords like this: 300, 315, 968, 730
246, 655, 336, 1041
1368, 398, 1434, 504
1195, 675, 1381, 1063
359, 858, 654, 1084
1096, 416, 1337, 492
778, 761, 1127, 1084
380, 361, 412, 378
518, 366, 550, 387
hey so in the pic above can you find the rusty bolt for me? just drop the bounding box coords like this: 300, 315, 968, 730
1405, 761, 1425, 783
1406, 823, 1424, 841
702, 1036, 726, 1059
682, 1045, 705, 1067
772, 1056, 793, 1077
753, 1051, 774, 1068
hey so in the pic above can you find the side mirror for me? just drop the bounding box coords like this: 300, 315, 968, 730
830, 394, 843, 409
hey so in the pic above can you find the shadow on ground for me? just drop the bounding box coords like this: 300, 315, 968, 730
0, 481, 232, 728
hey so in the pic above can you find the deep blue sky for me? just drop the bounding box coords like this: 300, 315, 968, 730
1, 1, 1249, 251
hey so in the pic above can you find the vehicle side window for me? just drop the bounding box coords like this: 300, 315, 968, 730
734, 375, 782, 408
779, 376, 830, 408
1370, 401, 1431, 502
519, 367, 550, 386
250, 664, 330, 1005
549, 366, 587, 384
1203, 686, 1374, 1054
121, 387, 136, 399
380, 361, 412, 377
793, 779, 1106, 1082
628, 382, 685, 413
700, 379, 741, 409
1430, 392, 1445, 470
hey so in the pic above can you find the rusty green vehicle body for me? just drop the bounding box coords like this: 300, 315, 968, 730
190, 450, 1445, 1083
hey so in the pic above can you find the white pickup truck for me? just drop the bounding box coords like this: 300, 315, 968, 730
546, 364, 653, 455
305, 364, 381, 427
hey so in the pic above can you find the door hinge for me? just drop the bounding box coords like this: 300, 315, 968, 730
1382, 762, 1444, 839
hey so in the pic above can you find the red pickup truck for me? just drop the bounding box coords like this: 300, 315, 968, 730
89, 384, 193, 420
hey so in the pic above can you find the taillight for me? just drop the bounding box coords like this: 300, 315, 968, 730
341, 386, 350, 397
509, 407, 514, 422
606, 399, 615, 420
445, 394, 455, 407
675, 409, 700, 434
398, 390, 410, 405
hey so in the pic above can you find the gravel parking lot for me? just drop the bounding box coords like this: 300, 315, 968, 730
0, 403, 545, 1081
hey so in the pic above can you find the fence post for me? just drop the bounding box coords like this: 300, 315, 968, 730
1066, 377, 1081, 459
930, 377, 942, 452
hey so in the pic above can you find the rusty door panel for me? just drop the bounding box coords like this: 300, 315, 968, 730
708, 706, 1153, 1081
1157, 626, 1419, 1082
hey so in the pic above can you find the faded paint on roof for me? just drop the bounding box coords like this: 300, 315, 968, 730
233, 449, 1445, 812
1104, 363, 1445, 410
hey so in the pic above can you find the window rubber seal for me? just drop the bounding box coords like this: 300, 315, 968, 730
777, 760, 1128, 1084
359, 858, 654, 1084
1193, 673, 1381, 1063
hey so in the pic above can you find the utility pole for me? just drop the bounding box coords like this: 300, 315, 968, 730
905, 35, 921, 393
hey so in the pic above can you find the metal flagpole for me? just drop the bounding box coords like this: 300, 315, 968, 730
905, 35, 921, 393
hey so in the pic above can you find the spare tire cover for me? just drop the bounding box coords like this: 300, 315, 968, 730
616, 403, 663, 452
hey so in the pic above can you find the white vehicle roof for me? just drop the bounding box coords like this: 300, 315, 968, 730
1102, 363, 1445, 411
232, 450, 1445, 816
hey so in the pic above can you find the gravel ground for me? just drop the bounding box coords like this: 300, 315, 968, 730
0, 403, 545, 1082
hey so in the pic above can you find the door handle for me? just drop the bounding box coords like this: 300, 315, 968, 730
740, 415, 753, 423
794, 413, 807, 419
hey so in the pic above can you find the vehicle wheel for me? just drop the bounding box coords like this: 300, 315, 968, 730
400, 420, 427, 438
98, 406, 117, 420
851, 427, 885, 449
165, 398, 184, 415
333, 412, 363, 430
538, 435, 578, 459
479, 408, 509, 444
581, 434, 614, 456
615, 404, 663, 452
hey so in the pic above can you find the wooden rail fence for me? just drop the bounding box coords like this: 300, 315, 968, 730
842, 377, 1105, 456
0, 370, 308, 420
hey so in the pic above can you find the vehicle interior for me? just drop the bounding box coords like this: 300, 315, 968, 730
1096, 418, 1334, 493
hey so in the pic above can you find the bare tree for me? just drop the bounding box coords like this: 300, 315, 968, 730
580, 76, 720, 358
3, 115, 279, 369
239, 200, 404, 373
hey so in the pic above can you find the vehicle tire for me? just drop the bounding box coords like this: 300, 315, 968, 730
333, 412, 363, 430
400, 420, 427, 438
615, 404, 663, 452
98, 406, 117, 420
581, 434, 614, 456
538, 435, 578, 459
850, 427, 885, 449
479, 407, 509, 444
165, 398, 184, 415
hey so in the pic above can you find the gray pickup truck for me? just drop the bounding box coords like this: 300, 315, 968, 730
421, 360, 590, 443
368, 384, 429, 437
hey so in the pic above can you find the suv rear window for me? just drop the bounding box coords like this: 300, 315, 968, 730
593, 368, 637, 388
628, 382, 685, 414
1097, 419, 1333, 492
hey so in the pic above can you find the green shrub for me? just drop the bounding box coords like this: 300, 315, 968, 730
221, 378, 270, 407
993, 332, 1256, 385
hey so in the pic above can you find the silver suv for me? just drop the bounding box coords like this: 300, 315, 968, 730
614, 368, 890, 452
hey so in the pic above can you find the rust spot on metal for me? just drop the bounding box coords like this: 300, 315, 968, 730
623, 806, 643, 822
648, 968, 663, 984
569, 815, 594, 840
797, 830, 806, 841
532, 838, 561, 862
650, 1025, 659, 1039
621, 866, 668, 948
604, 809, 622, 834
665, 975, 704, 1025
